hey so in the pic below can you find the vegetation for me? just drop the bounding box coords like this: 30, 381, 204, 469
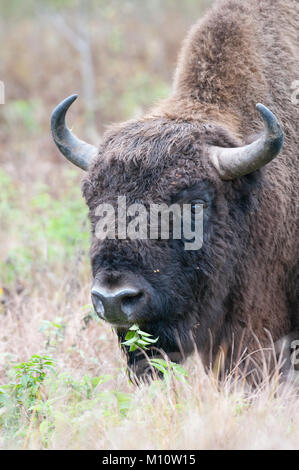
0, 0, 298, 450
122, 324, 159, 352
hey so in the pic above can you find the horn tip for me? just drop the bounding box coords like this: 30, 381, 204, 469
68, 93, 79, 102
256, 103, 277, 125
256, 103, 272, 117
51, 94, 79, 129
62, 94, 79, 109
255, 103, 283, 138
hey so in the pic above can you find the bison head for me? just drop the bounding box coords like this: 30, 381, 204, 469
51, 95, 284, 376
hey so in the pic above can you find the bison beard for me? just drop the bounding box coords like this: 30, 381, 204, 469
50, 0, 298, 382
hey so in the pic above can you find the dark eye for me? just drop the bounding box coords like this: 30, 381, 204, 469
191, 200, 208, 213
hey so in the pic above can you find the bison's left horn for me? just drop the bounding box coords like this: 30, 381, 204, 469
51, 94, 97, 171
209, 104, 284, 180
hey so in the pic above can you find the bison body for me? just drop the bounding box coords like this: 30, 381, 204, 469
51, 0, 299, 378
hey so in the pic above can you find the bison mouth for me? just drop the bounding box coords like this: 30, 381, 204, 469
113, 312, 197, 381
91, 269, 197, 379
117, 323, 194, 382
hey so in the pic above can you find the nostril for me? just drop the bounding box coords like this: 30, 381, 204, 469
120, 292, 144, 316
91, 291, 105, 316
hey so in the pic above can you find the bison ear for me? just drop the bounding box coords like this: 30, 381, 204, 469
51, 95, 98, 171
209, 104, 284, 180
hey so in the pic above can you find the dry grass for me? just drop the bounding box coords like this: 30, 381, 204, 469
1, 263, 299, 450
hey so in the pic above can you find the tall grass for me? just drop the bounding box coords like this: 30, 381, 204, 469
1, 295, 299, 450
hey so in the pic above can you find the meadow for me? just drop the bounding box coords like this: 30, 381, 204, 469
0, 0, 298, 450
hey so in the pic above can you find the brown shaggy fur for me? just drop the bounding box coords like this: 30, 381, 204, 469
82, 0, 298, 378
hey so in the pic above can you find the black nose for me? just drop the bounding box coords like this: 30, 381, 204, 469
91, 283, 147, 325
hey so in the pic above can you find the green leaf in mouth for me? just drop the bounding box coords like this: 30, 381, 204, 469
122, 324, 159, 352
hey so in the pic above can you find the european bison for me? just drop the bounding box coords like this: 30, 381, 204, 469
51, 0, 298, 379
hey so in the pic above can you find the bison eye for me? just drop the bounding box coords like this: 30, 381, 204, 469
191, 200, 208, 213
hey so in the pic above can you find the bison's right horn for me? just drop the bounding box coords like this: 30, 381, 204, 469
51, 94, 97, 171
209, 104, 284, 180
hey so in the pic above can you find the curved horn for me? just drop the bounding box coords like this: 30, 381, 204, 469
209, 104, 284, 180
51, 94, 97, 171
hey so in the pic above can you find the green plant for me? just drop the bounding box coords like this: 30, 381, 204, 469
122, 325, 189, 382
122, 324, 159, 352
0, 355, 56, 411
149, 358, 189, 382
